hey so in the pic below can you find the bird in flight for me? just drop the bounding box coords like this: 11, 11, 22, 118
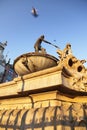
31, 7, 38, 17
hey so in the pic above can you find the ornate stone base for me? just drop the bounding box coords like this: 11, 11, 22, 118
0, 90, 87, 130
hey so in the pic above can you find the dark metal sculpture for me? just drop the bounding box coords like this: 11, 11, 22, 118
34, 35, 60, 53
34, 35, 45, 52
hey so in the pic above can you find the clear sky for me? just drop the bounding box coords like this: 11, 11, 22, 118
0, 0, 87, 66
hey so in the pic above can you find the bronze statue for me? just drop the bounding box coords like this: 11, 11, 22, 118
34, 35, 60, 53
34, 35, 45, 52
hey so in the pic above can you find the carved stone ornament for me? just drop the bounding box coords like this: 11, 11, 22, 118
56, 43, 87, 92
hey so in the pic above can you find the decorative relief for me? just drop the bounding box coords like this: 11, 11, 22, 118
0, 102, 87, 129
56, 44, 87, 93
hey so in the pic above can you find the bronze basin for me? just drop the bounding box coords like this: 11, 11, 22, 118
13, 52, 58, 76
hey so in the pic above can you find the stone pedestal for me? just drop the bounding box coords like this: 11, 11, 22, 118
0, 64, 87, 130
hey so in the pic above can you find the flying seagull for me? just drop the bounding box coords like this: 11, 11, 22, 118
31, 7, 38, 17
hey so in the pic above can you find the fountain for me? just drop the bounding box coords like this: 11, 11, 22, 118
13, 35, 58, 76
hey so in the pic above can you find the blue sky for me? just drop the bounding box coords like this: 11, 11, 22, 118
0, 0, 87, 66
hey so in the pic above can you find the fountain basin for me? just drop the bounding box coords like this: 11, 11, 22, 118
13, 52, 58, 76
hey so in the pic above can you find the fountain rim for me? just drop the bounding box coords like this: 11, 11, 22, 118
13, 52, 58, 67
